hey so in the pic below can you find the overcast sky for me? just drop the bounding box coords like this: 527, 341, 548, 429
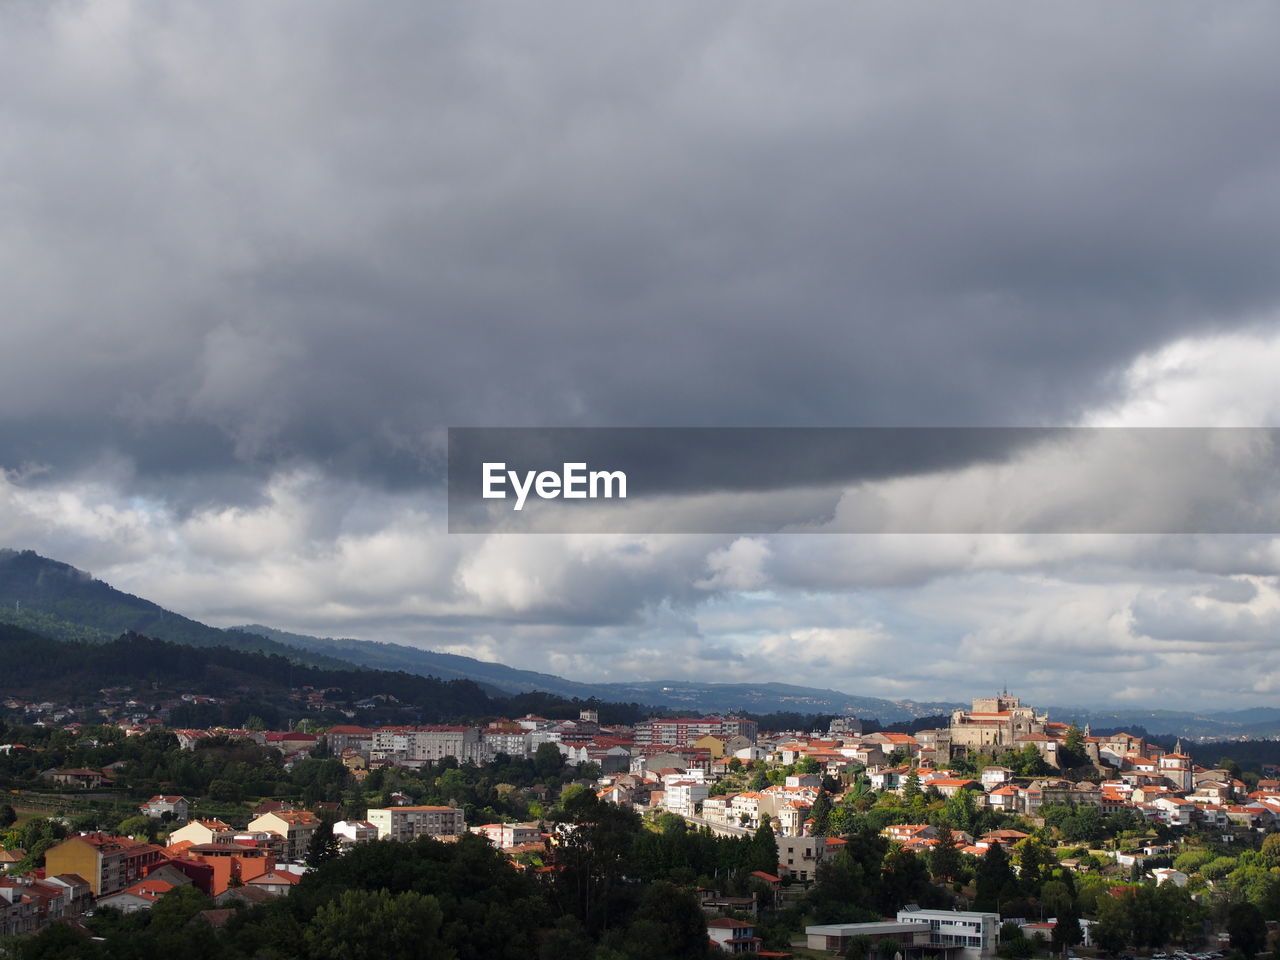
4, 1, 1280, 710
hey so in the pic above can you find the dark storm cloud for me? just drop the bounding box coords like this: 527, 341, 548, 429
4, 1, 1280, 503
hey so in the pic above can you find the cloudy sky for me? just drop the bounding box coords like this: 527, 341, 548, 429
4, 1, 1280, 710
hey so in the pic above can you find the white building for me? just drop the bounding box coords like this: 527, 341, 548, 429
332, 820, 378, 846
896, 908, 1001, 960
469, 822, 542, 848
777, 835, 827, 882
664, 780, 709, 818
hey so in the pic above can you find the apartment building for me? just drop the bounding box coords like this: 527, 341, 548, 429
634, 716, 758, 748
366, 805, 466, 842
43, 834, 165, 897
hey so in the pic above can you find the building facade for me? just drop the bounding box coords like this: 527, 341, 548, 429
366, 806, 465, 842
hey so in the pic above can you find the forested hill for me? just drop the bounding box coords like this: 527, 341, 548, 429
0, 623, 496, 721
0, 549, 351, 668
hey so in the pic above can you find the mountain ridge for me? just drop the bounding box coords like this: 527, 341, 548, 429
5, 548, 1280, 736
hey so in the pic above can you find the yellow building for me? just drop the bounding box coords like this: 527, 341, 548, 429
44, 833, 164, 896
693, 734, 727, 759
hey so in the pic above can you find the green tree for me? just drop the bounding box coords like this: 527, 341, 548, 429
535, 742, 565, 780
929, 823, 961, 882
811, 792, 833, 837
974, 841, 1016, 912
808, 832, 886, 925
843, 934, 874, 960
115, 815, 153, 839
1061, 724, 1087, 768
1040, 879, 1073, 919
552, 789, 642, 935
622, 882, 709, 960
1093, 894, 1132, 956
1228, 901, 1267, 959
149, 884, 214, 930
879, 847, 930, 915
746, 817, 778, 874
903, 771, 922, 803
304, 888, 451, 960
1015, 837, 1051, 896
943, 787, 978, 834
876, 936, 902, 960
306, 817, 341, 868
1051, 909, 1083, 956
538, 916, 593, 960
998, 925, 1035, 960
10, 920, 104, 959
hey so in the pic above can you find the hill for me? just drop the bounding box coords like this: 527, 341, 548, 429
0, 549, 353, 669
238, 623, 608, 701
0, 623, 495, 722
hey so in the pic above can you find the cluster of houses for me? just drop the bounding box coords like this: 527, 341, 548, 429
10, 692, 1280, 949
631, 695, 1280, 843
0, 796, 475, 937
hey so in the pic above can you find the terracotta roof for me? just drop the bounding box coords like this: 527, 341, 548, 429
248, 871, 301, 886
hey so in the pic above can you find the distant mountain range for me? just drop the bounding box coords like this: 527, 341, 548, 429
3, 547, 1280, 737
1044, 705, 1280, 742
233, 624, 952, 721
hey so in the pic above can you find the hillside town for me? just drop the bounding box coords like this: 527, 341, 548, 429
4, 690, 1280, 957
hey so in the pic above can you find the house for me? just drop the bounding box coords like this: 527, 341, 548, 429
708, 917, 762, 954
250, 800, 296, 817
869, 765, 910, 793
95, 877, 179, 914
981, 766, 1014, 787
0, 879, 40, 937
169, 819, 234, 847
146, 858, 215, 895
470, 822, 542, 849
701, 891, 759, 917
245, 870, 302, 897
139, 795, 189, 822
926, 777, 981, 799
46, 768, 106, 789
776, 835, 827, 882
247, 811, 322, 862
749, 871, 782, 907
883, 823, 937, 844
986, 785, 1021, 813
1146, 796, 1194, 827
